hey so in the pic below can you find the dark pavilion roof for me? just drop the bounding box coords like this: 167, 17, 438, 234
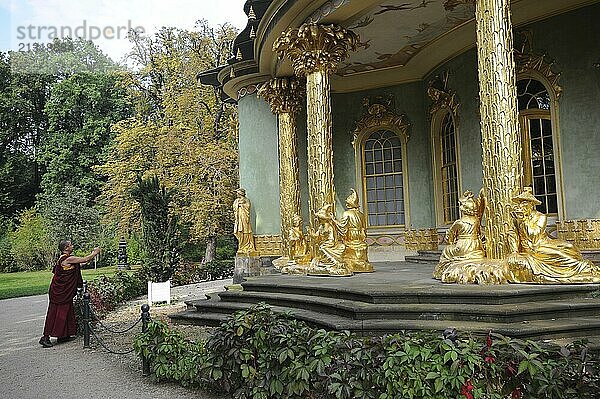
197, 0, 272, 99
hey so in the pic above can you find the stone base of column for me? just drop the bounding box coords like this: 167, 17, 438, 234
234, 255, 281, 283
233, 255, 260, 283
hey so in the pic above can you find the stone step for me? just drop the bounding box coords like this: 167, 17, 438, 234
206, 290, 600, 323
171, 300, 600, 340
239, 279, 600, 305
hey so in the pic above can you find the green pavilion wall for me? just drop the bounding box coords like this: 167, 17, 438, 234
237, 93, 280, 234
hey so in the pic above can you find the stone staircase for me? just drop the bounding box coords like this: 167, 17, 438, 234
170, 262, 600, 340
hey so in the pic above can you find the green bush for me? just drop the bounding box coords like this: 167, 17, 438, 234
0, 232, 15, 272
171, 260, 234, 286
8, 208, 55, 271
203, 260, 234, 281
87, 270, 146, 314
134, 320, 205, 387
216, 236, 237, 260
135, 304, 600, 399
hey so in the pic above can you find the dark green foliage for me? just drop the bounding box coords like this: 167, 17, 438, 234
39, 70, 132, 199
130, 175, 181, 282
7, 208, 55, 270
37, 185, 101, 251
0, 230, 14, 272
171, 260, 234, 286
134, 320, 205, 387
87, 269, 146, 314
136, 304, 600, 399
216, 236, 237, 260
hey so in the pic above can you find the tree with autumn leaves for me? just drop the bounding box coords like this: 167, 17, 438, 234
96, 21, 239, 263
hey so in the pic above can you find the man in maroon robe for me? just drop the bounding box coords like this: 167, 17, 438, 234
39, 240, 101, 348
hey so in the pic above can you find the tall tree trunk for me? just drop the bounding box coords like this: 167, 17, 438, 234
205, 235, 217, 262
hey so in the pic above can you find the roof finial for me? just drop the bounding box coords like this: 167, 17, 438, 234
236, 48, 243, 60
248, 6, 256, 20
249, 26, 256, 39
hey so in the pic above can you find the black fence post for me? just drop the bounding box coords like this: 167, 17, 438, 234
141, 304, 151, 376
83, 292, 91, 348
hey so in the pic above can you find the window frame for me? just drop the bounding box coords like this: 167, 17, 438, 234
431, 109, 462, 227
516, 74, 564, 220
354, 124, 411, 233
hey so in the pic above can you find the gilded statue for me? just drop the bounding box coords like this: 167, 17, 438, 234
289, 214, 309, 262
233, 188, 257, 255
434, 190, 486, 278
336, 189, 373, 273
308, 204, 352, 276
507, 187, 600, 283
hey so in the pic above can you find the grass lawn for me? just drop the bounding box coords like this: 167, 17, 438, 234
0, 266, 133, 300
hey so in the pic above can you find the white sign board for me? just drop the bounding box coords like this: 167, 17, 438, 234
148, 280, 171, 305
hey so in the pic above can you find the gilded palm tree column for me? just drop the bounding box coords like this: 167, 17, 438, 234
257, 77, 304, 258
274, 24, 359, 229
476, 0, 523, 259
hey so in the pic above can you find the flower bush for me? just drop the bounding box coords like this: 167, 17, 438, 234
134, 304, 600, 399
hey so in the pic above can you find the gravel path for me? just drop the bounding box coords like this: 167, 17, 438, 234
0, 279, 232, 399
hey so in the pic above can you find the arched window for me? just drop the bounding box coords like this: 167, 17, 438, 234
517, 78, 558, 214
363, 130, 406, 227
439, 112, 459, 223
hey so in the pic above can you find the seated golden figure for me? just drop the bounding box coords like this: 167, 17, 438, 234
507, 187, 600, 283
335, 189, 373, 273
434, 190, 486, 279
308, 204, 352, 276
289, 214, 309, 261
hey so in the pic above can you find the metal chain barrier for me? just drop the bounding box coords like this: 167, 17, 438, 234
78, 281, 151, 375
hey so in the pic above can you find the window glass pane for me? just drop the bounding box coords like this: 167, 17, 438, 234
529, 120, 541, 139
393, 160, 402, 172
383, 148, 392, 160
533, 177, 545, 195
439, 112, 459, 223
385, 188, 394, 200
546, 176, 556, 194
363, 130, 405, 227
397, 213, 405, 225
541, 119, 552, 135
547, 195, 558, 214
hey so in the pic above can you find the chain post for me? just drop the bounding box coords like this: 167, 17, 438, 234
83, 292, 91, 348
141, 304, 151, 376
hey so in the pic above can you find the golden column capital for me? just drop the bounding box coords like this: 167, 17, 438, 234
273, 24, 359, 76
257, 77, 304, 115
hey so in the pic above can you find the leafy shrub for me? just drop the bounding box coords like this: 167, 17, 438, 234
171, 260, 234, 286
0, 232, 15, 272
8, 208, 55, 270
216, 236, 237, 260
87, 270, 146, 314
134, 320, 205, 387
136, 304, 600, 399
203, 260, 234, 280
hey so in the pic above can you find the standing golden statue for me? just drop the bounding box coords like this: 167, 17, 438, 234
507, 187, 600, 283
434, 190, 486, 278
336, 189, 373, 273
233, 188, 257, 255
